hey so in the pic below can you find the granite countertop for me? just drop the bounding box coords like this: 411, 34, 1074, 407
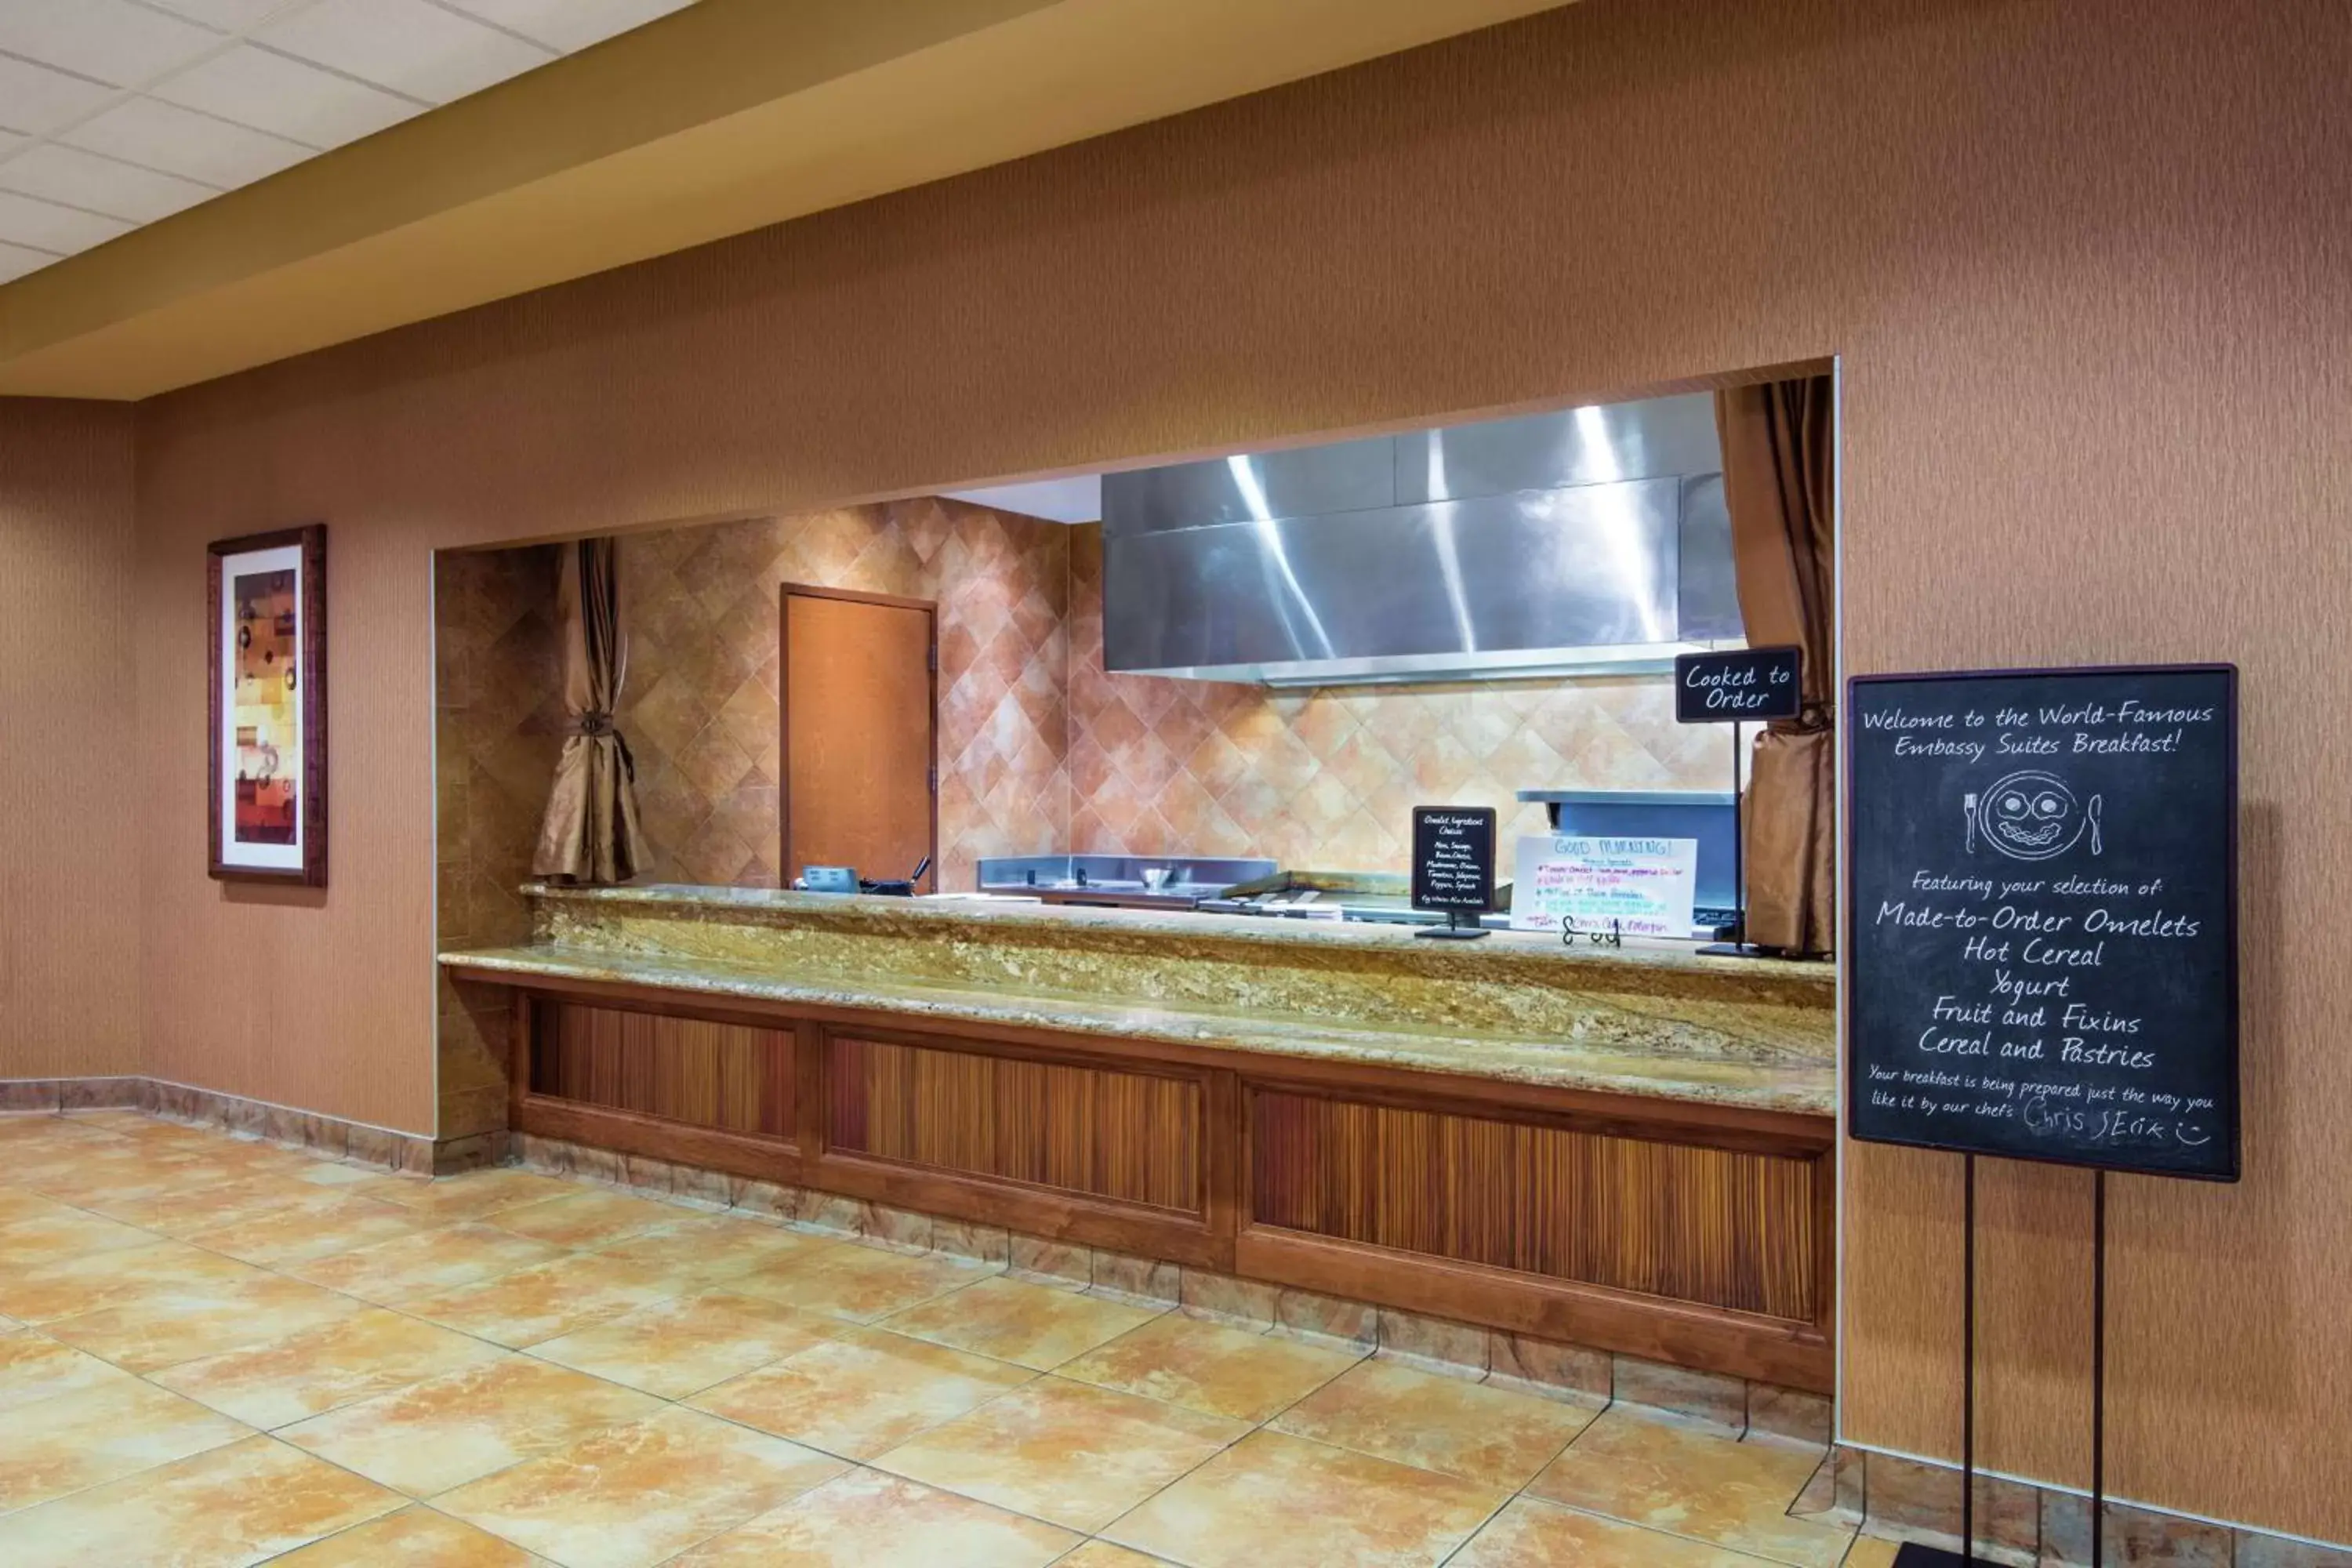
518, 882, 1838, 998
442, 883, 1838, 1118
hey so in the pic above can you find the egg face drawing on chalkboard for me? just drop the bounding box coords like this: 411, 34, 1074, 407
1973, 770, 2103, 861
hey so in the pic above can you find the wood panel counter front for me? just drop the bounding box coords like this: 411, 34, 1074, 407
443, 885, 1838, 1390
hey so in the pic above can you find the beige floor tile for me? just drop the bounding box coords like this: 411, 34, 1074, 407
729, 1240, 996, 1322
1272, 1356, 1599, 1489
0, 1434, 401, 1568
274, 1504, 553, 1565
671, 1467, 1078, 1567
1059, 1312, 1362, 1422
1, 1241, 281, 1326
437, 1403, 848, 1568
85, 1171, 341, 1236
531, 1290, 842, 1399
347, 1169, 581, 1220
1106, 1428, 1506, 1568
0, 1187, 86, 1227
1451, 1495, 1784, 1565
0, 1375, 252, 1512
0, 1238, 263, 1323
1056, 1544, 1178, 1566
42, 1267, 365, 1373
484, 1189, 686, 1248
152, 1306, 511, 1428
401, 1250, 692, 1348
289, 1221, 568, 1305
1843, 1537, 1904, 1567
877, 1375, 1247, 1532
279, 1355, 664, 1497
587, 1214, 836, 1284
0, 1209, 158, 1270
1526, 1408, 1850, 1567
0, 1329, 137, 1410
0, 1116, 113, 1147
4, 1145, 227, 1197
693, 1324, 1035, 1459
882, 1274, 1163, 1370
296, 1161, 394, 1189
188, 1192, 442, 1268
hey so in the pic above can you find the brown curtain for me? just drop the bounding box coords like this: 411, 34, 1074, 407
532, 538, 648, 884
1715, 377, 1836, 956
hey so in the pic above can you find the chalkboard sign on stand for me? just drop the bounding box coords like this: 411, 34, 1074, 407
1411, 805, 1494, 939
1672, 646, 1804, 956
1674, 645, 1803, 723
1848, 663, 2238, 1568
1847, 664, 2238, 1180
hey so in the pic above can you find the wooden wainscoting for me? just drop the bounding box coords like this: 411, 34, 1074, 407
1248, 1087, 1820, 1320
829, 1034, 1202, 1212
532, 999, 796, 1137
492, 971, 1833, 1389
1235, 1076, 1833, 1390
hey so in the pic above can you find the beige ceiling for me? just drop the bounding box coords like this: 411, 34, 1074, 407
0, 0, 698, 284
0, 0, 1574, 401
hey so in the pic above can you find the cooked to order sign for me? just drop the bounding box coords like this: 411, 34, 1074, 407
1846, 664, 2239, 1181
1508, 835, 1698, 937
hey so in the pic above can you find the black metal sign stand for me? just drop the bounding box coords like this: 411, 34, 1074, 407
1895, 1159, 2108, 1568
1849, 662, 2238, 1568
1672, 646, 1801, 959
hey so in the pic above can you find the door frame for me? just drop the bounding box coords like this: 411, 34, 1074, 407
779, 583, 940, 892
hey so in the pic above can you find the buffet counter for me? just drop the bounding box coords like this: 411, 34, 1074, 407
441, 883, 1839, 1390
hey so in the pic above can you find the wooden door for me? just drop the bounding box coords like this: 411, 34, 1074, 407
782, 586, 938, 892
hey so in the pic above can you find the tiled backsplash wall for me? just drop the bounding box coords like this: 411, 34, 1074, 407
435, 507, 1731, 907
1063, 525, 1730, 872
434, 543, 565, 1141
613, 499, 1070, 894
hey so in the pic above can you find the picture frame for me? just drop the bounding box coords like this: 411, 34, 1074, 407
208, 524, 328, 887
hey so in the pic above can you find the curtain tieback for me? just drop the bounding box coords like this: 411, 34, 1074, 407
1767, 702, 1835, 737
571, 711, 636, 781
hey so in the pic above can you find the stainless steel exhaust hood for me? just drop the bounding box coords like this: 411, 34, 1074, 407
1102, 394, 1744, 684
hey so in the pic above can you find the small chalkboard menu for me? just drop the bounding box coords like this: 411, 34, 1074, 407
1675, 646, 1803, 723
1412, 806, 1496, 914
1847, 665, 2238, 1181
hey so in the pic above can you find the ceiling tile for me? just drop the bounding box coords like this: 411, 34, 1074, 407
439, 0, 693, 53
0, 54, 122, 137
0, 189, 136, 254
61, 96, 309, 186
150, 44, 423, 148
0, 239, 56, 284
0, 143, 216, 223
259, 0, 553, 103
143, 0, 319, 28
0, 0, 223, 89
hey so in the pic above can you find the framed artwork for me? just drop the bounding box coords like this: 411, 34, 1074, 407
208, 525, 328, 886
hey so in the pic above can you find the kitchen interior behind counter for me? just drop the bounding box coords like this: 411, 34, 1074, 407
436, 505, 1730, 923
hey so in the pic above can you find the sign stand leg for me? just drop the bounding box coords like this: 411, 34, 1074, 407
1895, 1151, 1977, 1566
2092, 1170, 2107, 1568
1700, 720, 1772, 959
1730, 719, 1745, 945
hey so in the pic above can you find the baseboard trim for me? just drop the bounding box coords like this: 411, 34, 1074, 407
0, 1076, 436, 1174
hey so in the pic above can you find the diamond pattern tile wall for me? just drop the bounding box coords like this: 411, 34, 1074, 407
615, 499, 1071, 894
434, 543, 566, 1141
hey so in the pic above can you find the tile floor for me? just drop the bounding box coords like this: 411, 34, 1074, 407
0, 1109, 1892, 1566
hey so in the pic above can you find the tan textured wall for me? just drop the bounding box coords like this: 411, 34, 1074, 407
0, 399, 140, 1080
128, 0, 2351, 1534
